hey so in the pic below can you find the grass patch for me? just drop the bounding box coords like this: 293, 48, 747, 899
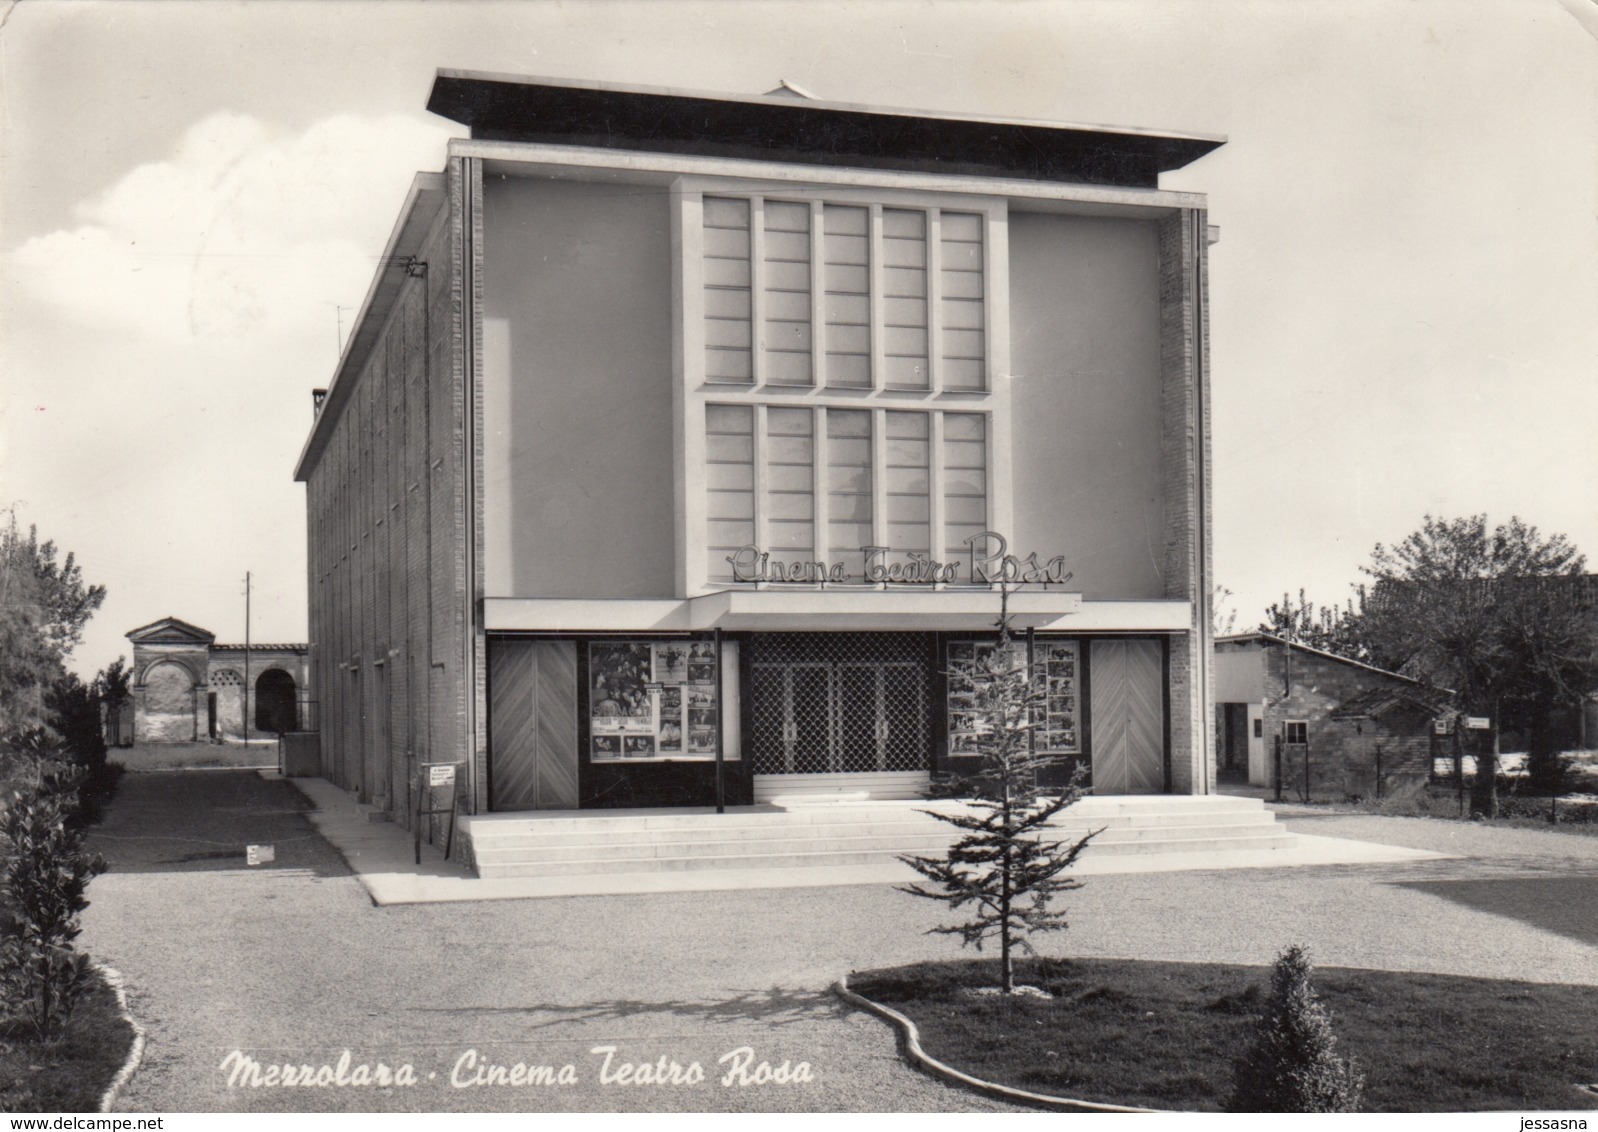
851, 958, 1598, 1112
0, 969, 136, 1113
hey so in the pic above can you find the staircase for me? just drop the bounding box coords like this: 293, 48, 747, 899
458, 795, 1297, 880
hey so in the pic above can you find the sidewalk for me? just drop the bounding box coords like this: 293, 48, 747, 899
288, 774, 1452, 905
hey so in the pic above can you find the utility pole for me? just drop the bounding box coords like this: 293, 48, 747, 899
243, 571, 252, 744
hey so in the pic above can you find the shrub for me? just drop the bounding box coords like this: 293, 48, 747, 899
1229, 945, 1364, 1113
0, 767, 106, 1040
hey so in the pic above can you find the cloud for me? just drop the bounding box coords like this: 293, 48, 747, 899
4, 111, 454, 345
0, 111, 458, 676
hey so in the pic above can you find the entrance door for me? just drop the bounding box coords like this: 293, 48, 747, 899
1088, 639, 1165, 794
788, 664, 832, 773
488, 639, 580, 810
748, 633, 932, 783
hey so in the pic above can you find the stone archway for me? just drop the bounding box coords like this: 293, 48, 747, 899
255, 668, 297, 735
142, 661, 200, 742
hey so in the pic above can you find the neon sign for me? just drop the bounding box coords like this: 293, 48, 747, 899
726, 532, 1072, 586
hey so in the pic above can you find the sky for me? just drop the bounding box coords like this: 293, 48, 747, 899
2, 0, 1595, 678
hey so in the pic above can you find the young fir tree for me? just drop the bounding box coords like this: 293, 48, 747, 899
1229, 945, 1364, 1113
898, 600, 1098, 995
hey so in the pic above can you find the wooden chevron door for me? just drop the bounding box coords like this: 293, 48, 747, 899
488, 639, 580, 810
1088, 639, 1165, 794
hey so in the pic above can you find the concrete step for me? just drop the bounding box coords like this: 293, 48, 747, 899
467, 812, 1279, 853
473, 831, 1302, 879
459, 795, 1301, 880
473, 832, 956, 865
472, 823, 1290, 862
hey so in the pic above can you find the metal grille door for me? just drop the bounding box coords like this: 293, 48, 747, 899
749, 633, 931, 775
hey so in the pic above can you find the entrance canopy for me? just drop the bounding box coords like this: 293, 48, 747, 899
484, 592, 1202, 635
484, 593, 1193, 633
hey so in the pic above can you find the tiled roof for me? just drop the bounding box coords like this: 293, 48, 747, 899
1330, 686, 1452, 722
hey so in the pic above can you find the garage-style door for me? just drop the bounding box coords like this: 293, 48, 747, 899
1088, 639, 1165, 794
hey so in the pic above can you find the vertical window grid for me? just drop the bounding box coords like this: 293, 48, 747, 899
822, 205, 871, 389
703, 197, 753, 383
883, 411, 930, 567
881, 209, 930, 389
705, 404, 755, 581
825, 408, 873, 562
941, 412, 987, 563
762, 200, 813, 386
764, 407, 815, 557
939, 211, 986, 391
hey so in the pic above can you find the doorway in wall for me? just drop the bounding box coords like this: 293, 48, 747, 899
747, 633, 932, 798
487, 639, 580, 811
255, 669, 297, 734
1087, 639, 1164, 794
1217, 702, 1251, 784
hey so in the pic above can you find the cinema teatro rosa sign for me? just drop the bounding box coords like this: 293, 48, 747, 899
726, 532, 1073, 587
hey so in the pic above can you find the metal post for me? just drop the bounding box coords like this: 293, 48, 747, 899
243, 570, 252, 745
1302, 737, 1310, 804
1273, 735, 1282, 803
1025, 626, 1036, 789
714, 628, 726, 815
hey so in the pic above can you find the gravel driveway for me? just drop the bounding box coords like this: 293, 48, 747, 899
81, 772, 1598, 1113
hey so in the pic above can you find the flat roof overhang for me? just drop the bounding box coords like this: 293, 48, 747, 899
483, 594, 1195, 634
428, 70, 1225, 190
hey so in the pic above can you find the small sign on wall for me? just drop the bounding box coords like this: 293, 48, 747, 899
427, 764, 456, 788
1465, 717, 1491, 730
246, 844, 275, 866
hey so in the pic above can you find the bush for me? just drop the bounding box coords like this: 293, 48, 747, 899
0, 766, 106, 1041
1229, 945, 1364, 1113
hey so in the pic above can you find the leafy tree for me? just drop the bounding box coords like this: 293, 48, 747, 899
1229, 945, 1363, 1113
1213, 584, 1240, 638
1355, 515, 1589, 814
1260, 588, 1365, 658
0, 515, 106, 736
898, 601, 1098, 995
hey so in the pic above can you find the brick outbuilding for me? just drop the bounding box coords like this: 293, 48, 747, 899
1214, 632, 1452, 800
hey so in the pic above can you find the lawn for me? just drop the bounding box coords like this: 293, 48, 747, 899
0, 969, 137, 1112
850, 958, 1598, 1112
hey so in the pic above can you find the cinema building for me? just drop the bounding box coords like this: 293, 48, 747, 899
295, 71, 1224, 827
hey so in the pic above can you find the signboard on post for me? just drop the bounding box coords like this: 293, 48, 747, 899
415, 762, 464, 865
1465, 717, 1491, 730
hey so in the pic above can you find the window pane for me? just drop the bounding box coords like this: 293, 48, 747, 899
704, 196, 752, 385
824, 205, 871, 388
764, 201, 812, 387
883, 411, 929, 565
826, 408, 873, 559
940, 212, 985, 390
706, 404, 755, 581
942, 412, 987, 562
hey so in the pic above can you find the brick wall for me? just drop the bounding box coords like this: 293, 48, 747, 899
1157, 209, 1214, 794
303, 163, 469, 829
1262, 644, 1435, 799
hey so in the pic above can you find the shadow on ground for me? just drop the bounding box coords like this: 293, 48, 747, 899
86, 769, 350, 878
1397, 876, 1598, 947
410, 987, 841, 1030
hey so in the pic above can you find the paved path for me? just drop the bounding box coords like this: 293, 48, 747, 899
81, 772, 1598, 1113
